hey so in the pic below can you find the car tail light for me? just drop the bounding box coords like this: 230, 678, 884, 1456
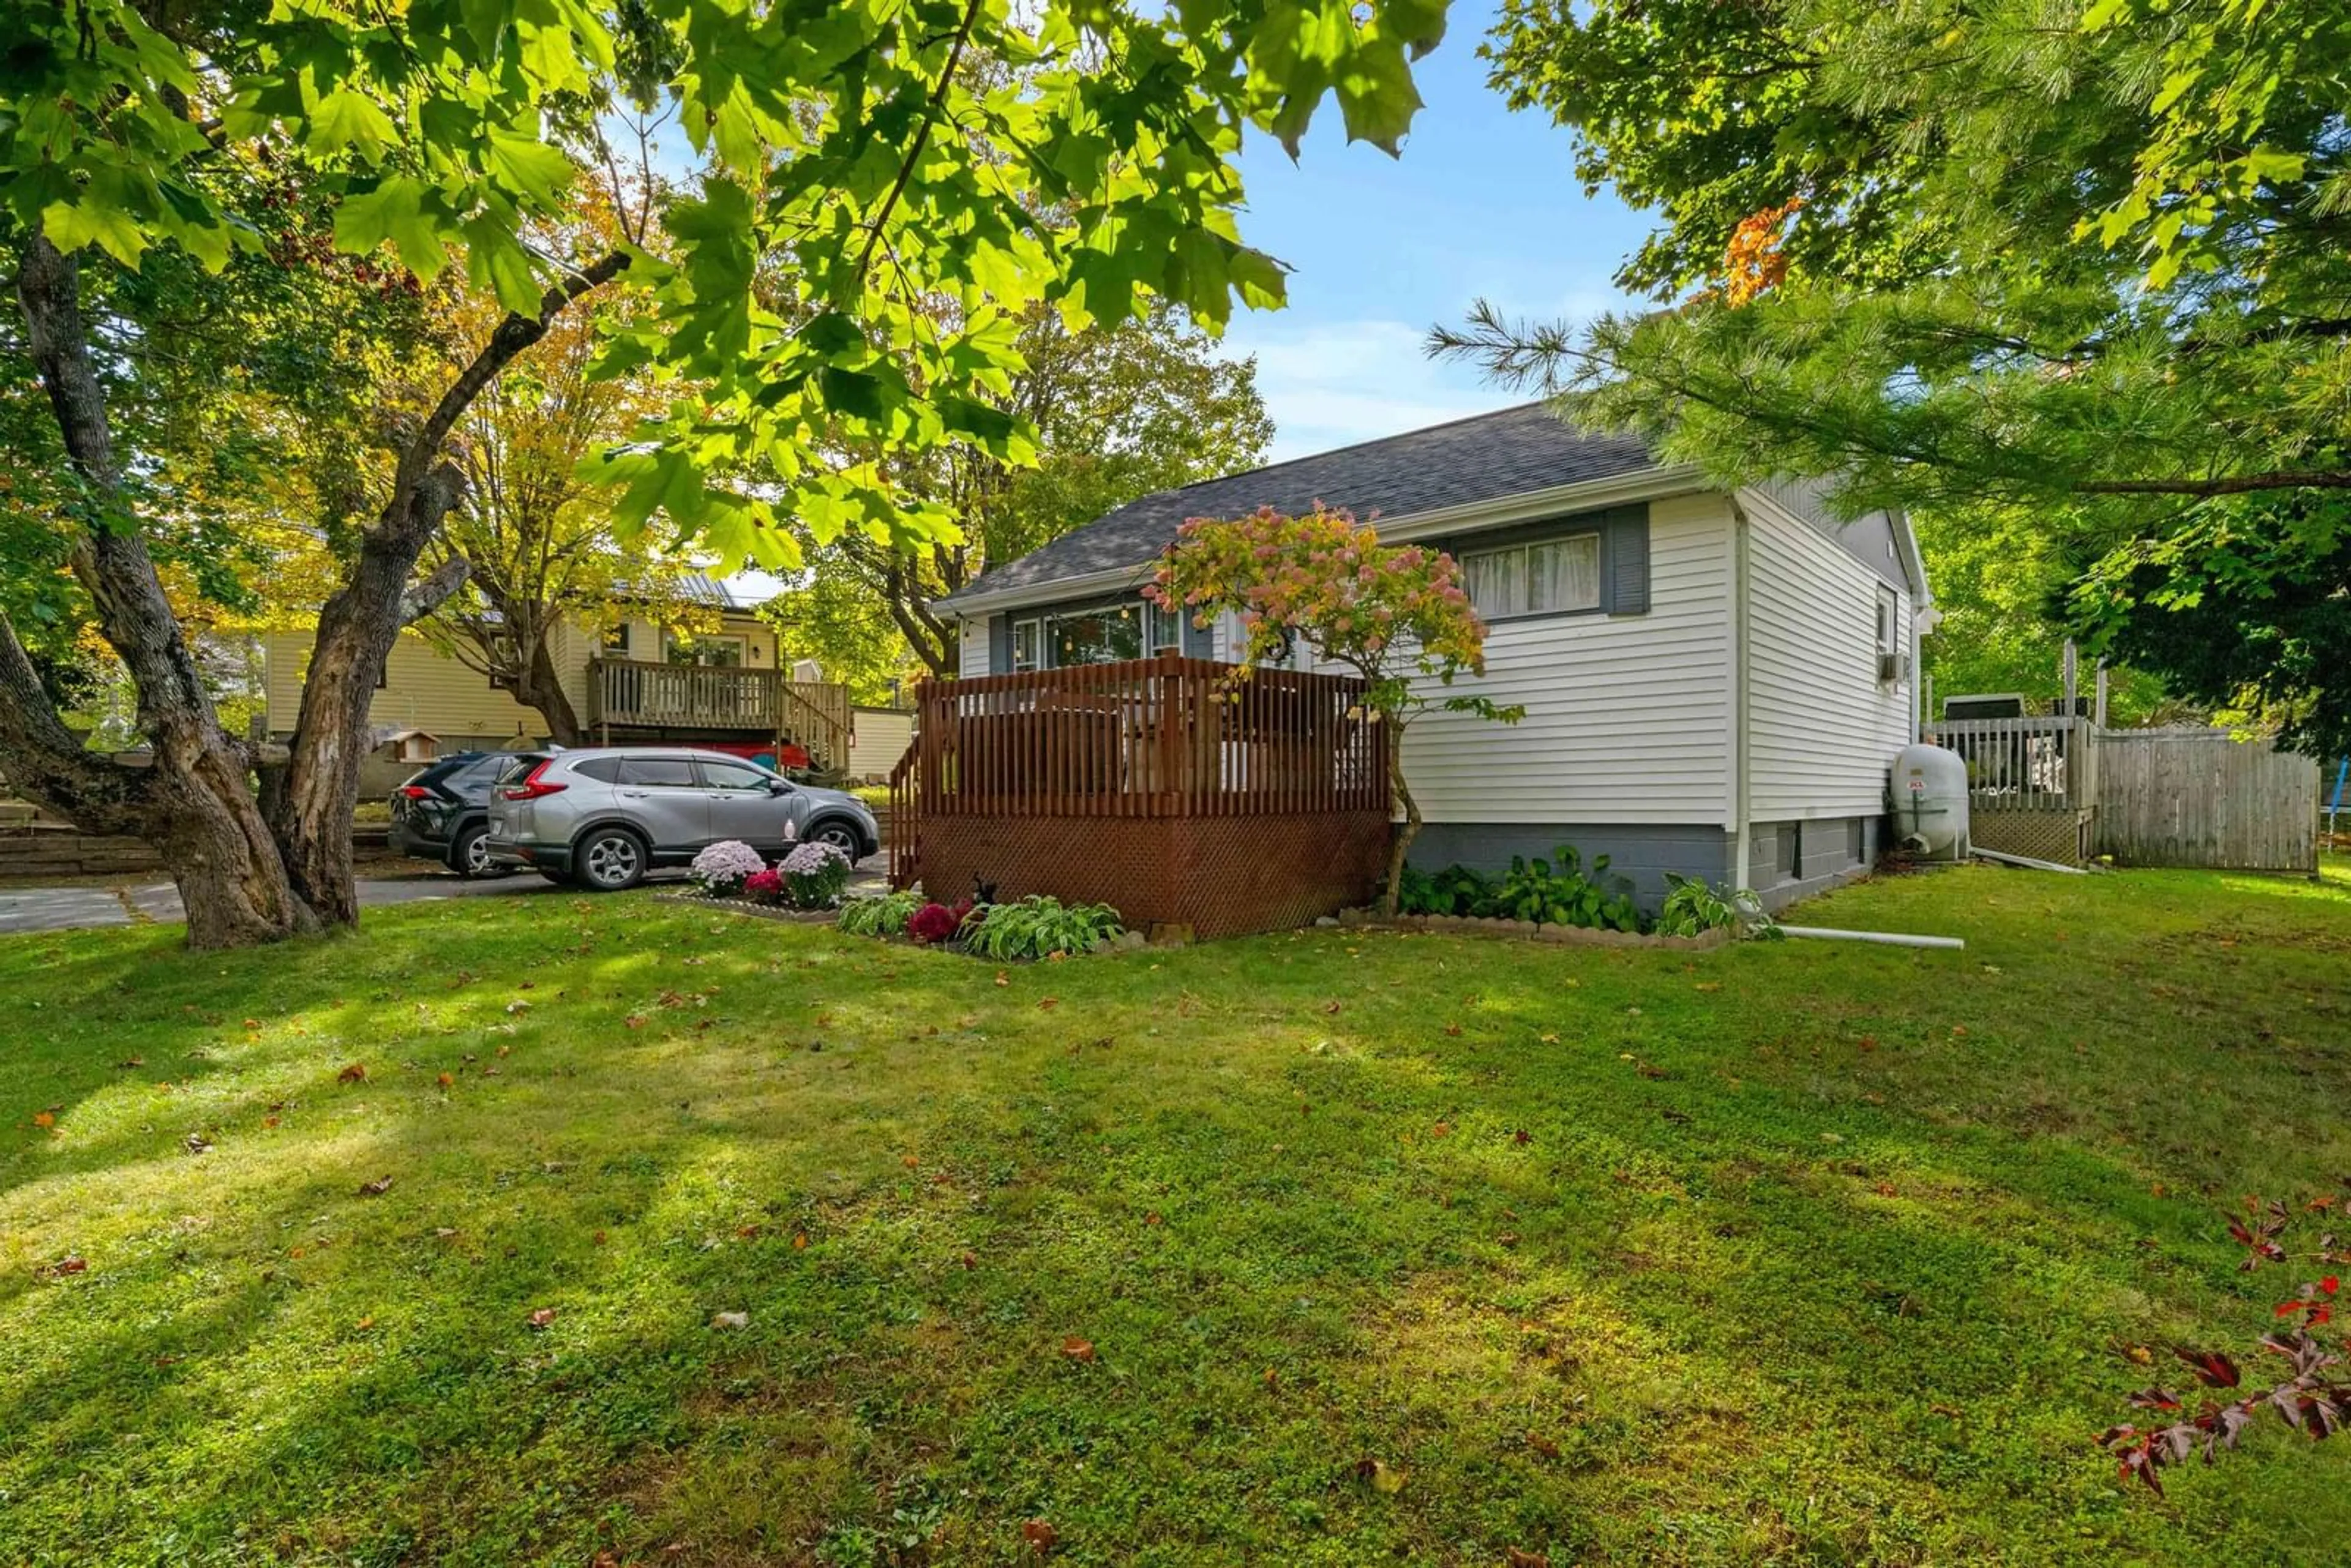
500, 761, 566, 801
397, 785, 431, 800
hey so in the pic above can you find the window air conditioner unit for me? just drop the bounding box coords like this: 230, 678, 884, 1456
1878, 651, 1910, 683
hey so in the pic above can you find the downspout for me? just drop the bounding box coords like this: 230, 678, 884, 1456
1728, 498, 1753, 898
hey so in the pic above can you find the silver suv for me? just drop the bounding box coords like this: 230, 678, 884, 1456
482, 748, 880, 890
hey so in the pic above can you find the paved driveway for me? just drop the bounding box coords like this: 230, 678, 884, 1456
0, 857, 885, 936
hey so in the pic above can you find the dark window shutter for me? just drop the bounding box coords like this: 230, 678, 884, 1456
1606, 508, 1650, 615
1182, 609, 1214, 659
988, 613, 1011, 675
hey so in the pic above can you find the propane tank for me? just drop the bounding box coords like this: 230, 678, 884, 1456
1889, 743, 1970, 860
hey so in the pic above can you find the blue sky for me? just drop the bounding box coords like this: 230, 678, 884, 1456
1217, 4, 1657, 462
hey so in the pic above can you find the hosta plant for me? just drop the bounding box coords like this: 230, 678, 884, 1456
1654, 873, 1738, 937
836, 888, 923, 938
1488, 846, 1641, 932
690, 840, 767, 896
959, 896, 1124, 962
776, 842, 853, 910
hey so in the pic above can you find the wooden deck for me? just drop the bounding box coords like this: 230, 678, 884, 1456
889, 655, 1393, 937
587, 658, 852, 772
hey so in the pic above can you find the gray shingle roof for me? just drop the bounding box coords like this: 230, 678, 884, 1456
944, 402, 1655, 608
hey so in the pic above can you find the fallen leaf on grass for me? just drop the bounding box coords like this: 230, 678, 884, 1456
710, 1310, 749, 1329
902, 1155, 920, 1169
994, 971, 1010, 987
45, 1255, 88, 1279
1430, 1121, 1452, 1138
358, 1176, 394, 1197
1506, 1550, 1551, 1568
1695, 981, 1722, 992
1512, 1128, 1531, 1146
1264, 1366, 1279, 1390
527, 1307, 557, 1330
337, 1063, 367, 1084
242, 1018, 260, 1030
1443, 1022, 1463, 1037
1635, 1061, 1668, 1079
1523, 1431, 1561, 1459
1059, 1336, 1097, 1363
960, 1251, 977, 1269
116, 1056, 144, 1068
263, 1115, 280, 1128
436, 1072, 454, 1088
32, 1111, 54, 1129
1538, 1033, 1559, 1045
793, 1232, 808, 1250
1038, 997, 1060, 1011
624, 1015, 648, 1030
1351, 1457, 1407, 1494
184, 1132, 212, 1155
1021, 1518, 1059, 1556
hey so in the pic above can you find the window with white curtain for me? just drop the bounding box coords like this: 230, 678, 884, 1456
1461, 532, 1602, 618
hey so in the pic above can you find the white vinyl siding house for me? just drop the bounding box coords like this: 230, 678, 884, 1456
935, 404, 1930, 910
1742, 492, 1916, 822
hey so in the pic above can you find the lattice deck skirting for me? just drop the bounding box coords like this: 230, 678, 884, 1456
1971, 808, 2095, 866
909, 810, 1392, 940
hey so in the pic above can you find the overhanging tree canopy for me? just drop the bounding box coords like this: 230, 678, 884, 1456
1, 0, 1458, 945
1436, 0, 2351, 748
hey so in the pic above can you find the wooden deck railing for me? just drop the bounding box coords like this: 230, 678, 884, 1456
587, 658, 851, 770
890, 655, 1390, 885
1923, 715, 2096, 811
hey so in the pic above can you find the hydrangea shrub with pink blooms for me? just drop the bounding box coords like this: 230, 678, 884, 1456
1147, 504, 1521, 913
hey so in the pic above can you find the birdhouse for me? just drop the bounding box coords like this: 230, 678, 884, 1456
380, 729, 441, 764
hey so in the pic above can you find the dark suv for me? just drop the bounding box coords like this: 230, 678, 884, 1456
388, 751, 523, 877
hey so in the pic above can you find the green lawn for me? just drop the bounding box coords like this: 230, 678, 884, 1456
6, 866, 2350, 1566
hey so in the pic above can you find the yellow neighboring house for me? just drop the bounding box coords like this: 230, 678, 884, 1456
260, 575, 855, 787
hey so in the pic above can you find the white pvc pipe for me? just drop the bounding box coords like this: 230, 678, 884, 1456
1974, 847, 2090, 875
1778, 924, 1965, 950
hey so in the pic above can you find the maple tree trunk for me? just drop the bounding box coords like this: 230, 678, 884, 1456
1380, 727, 1420, 918
511, 629, 585, 747
9, 234, 319, 947
9, 232, 626, 946
264, 253, 626, 927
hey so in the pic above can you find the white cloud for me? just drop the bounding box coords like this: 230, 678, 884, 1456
1218, 317, 1526, 463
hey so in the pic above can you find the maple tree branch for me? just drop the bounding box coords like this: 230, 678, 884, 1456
853, 0, 983, 285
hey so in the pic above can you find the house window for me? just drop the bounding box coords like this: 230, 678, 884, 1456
1145, 602, 1183, 657
602, 623, 632, 655
1461, 532, 1602, 620
1875, 587, 1902, 683
1046, 603, 1147, 667
1011, 618, 1041, 673
665, 633, 744, 667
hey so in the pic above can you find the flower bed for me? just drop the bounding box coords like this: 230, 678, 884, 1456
684, 839, 853, 912
834, 887, 1136, 961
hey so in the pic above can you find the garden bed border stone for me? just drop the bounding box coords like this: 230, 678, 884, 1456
654, 892, 844, 925
1336, 908, 1734, 950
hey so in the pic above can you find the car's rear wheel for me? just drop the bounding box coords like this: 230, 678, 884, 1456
806, 818, 864, 857
575, 827, 648, 891
450, 823, 509, 880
